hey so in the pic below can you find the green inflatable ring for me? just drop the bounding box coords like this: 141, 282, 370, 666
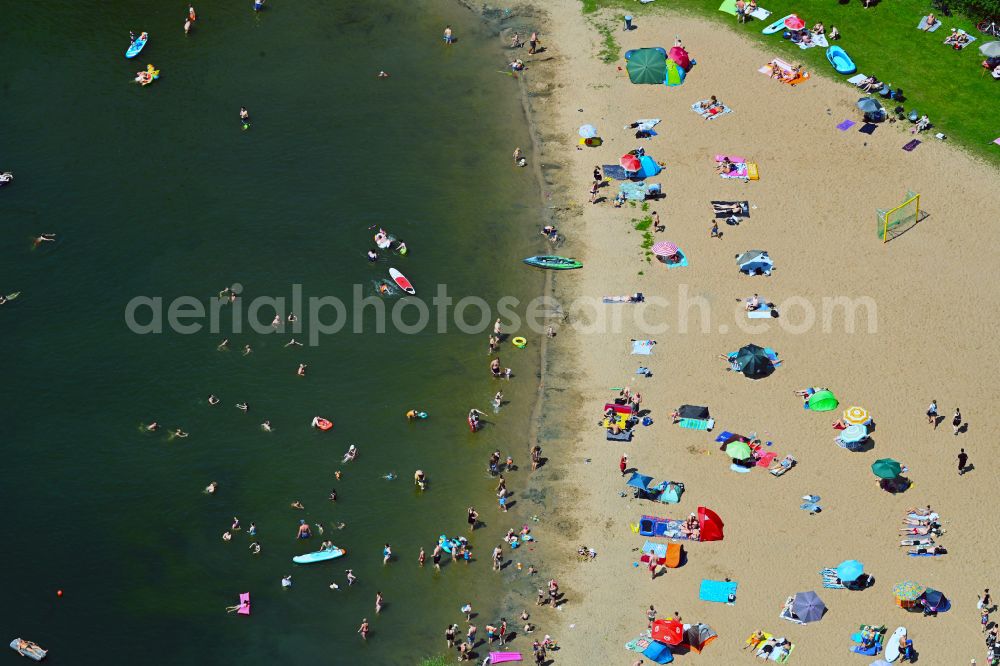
512, 337, 527, 349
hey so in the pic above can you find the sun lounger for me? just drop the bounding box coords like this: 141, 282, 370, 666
917, 16, 942, 32
677, 417, 714, 430
699, 579, 737, 603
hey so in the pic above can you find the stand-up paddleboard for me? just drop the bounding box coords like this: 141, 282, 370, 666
885, 627, 905, 662
763, 14, 794, 34
389, 268, 415, 295
293, 545, 346, 564
126, 33, 148, 58
311, 416, 333, 430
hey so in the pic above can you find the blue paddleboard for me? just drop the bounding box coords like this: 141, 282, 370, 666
292, 545, 345, 564
126, 34, 148, 59
763, 14, 793, 34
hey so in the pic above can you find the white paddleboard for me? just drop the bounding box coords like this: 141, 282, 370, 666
389, 268, 415, 295
885, 626, 906, 662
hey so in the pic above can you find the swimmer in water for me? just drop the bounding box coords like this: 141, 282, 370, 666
383, 472, 396, 480
222, 531, 232, 541
368, 250, 378, 262
243, 344, 252, 356
287, 312, 297, 323
343, 445, 358, 463
377, 70, 390, 78
329, 489, 337, 502
217, 339, 229, 351
297, 363, 307, 377
292, 501, 305, 510
240, 107, 250, 123
236, 403, 248, 412
249, 542, 261, 555
414, 470, 426, 490
394, 240, 407, 255
346, 569, 357, 585
271, 314, 281, 329
335, 470, 342, 480
378, 283, 390, 295
284, 339, 303, 347
494, 391, 503, 410
32, 233, 56, 247
205, 481, 218, 494
171, 428, 189, 439
248, 522, 256, 536
406, 409, 419, 420
261, 420, 273, 432
208, 394, 220, 405
145, 422, 159, 432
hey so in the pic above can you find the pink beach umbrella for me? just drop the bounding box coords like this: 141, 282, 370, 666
784, 15, 805, 30
652, 241, 679, 257
620, 153, 642, 172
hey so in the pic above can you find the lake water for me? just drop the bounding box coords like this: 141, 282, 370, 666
0, 2, 545, 663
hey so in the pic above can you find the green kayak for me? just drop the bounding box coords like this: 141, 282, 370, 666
522, 255, 582, 270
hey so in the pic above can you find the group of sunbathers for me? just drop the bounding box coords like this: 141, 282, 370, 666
745, 630, 791, 661
944, 28, 971, 49
697, 95, 725, 113
898, 505, 948, 554
768, 61, 804, 82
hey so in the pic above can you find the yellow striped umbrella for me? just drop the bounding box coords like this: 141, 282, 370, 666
843, 406, 869, 425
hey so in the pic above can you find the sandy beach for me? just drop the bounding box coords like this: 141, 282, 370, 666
514, 2, 1000, 664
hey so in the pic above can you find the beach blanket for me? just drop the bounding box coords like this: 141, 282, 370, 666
718, 0, 738, 15
944, 31, 976, 48
602, 164, 630, 180
700, 579, 738, 603
836, 119, 856, 131
620, 181, 661, 201
903, 139, 921, 152
747, 300, 773, 318
749, 7, 772, 20
640, 515, 694, 540
846, 73, 867, 85
712, 200, 749, 218
756, 451, 778, 467
796, 33, 828, 49
631, 339, 656, 355
917, 16, 943, 32
859, 123, 877, 135
642, 540, 669, 559
715, 155, 749, 179
625, 635, 653, 653
715, 430, 751, 444
629, 118, 661, 132
664, 248, 688, 268
691, 101, 733, 120
820, 568, 846, 589
678, 417, 714, 430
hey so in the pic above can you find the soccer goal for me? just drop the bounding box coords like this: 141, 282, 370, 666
877, 191, 920, 243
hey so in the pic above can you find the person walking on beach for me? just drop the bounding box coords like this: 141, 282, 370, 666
620, 453, 628, 477
711, 220, 720, 238
652, 211, 664, 232
531, 445, 542, 471
926, 399, 938, 426
593, 165, 602, 183
979, 588, 992, 611
647, 604, 657, 628
492, 544, 504, 571
952, 408, 963, 435
528, 31, 540, 54
499, 618, 508, 645
589, 180, 599, 203
958, 448, 969, 475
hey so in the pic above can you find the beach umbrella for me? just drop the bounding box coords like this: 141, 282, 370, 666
871, 458, 901, 479
620, 153, 642, 172
980, 41, 1000, 57
725, 441, 752, 460
791, 591, 827, 623
893, 581, 925, 601
667, 45, 691, 71
652, 241, 679, 257
732, 343, 775, 380
785, 15, 805, 30
652, 619, 685, 645
839, 423, 868, 444
626, 472, 654, 490
578, 124, 599, 139
836, 559, 864, 582
843, 406, 870, 425
856, 97, 883, 113
626, 48, 668, 85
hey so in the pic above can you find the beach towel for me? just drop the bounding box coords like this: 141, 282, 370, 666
712, 201, 749, 218
631, 118, 662, 130
846, 73, 868, 85
663, 248, 688, 268
718, 0, 738, 15
642, 541, 669, 559
625, 636, 653, 653
903, 139, 921, 151
719, 162, 749, 179
678, 417, 715, 430
820, 568, 846, 589
783, 71, 810, 86
602, 164, 630, 180
749, 7, 772, 20
756, 451, 778, 467
691, 101, 733, 120
631, 339, 656, 355
700, 579, 738, 603
748, 301, 773, 319
859, 123, 877, 135
796, 33, 828, 49
836, 119, 856, 131
731, 463, 753, 473
917, 16, 942, 32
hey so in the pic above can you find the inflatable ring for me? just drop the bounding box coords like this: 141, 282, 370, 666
512, 337, 527, 349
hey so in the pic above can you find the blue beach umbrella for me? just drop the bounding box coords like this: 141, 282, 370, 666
578, 124, 598, 138
626, 472, 654, 491
836, 559, 864, 582
839, 424, 868, 444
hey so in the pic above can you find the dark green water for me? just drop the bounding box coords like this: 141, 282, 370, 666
1, 2, 544, 663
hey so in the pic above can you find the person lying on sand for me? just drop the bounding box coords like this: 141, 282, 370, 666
745, 294, 761, 311
699, 95, 722, 110
909, 545, 947, 555
715, 157, 736, 174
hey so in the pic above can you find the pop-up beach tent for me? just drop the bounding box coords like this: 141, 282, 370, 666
807, 390, 839, 412
698, 506, 725, 541
684, 623, 718, 653
642, 640, 674, 664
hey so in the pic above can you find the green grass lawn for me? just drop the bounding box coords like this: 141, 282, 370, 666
582, 0, 1000, 164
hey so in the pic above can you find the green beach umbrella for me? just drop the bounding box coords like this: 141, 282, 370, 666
626, 48, 667, 85
871, 458, 902, 479
807, 390, 839, 412
725, 441, 752, 460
